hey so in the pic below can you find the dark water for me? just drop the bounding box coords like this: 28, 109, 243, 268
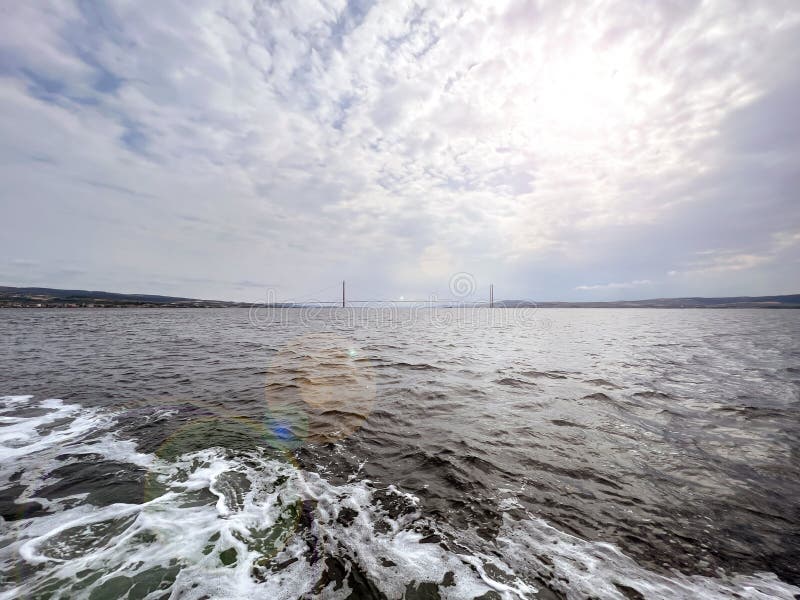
1, 307, 799, 599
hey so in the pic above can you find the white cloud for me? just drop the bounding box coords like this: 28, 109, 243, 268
575, 280, 653, 292
670, 229, 800, 277
0, 1, 799, 300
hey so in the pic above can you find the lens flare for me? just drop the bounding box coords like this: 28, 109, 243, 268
264, 333, 376, 445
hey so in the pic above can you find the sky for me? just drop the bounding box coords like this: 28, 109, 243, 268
1, 0, 799, 303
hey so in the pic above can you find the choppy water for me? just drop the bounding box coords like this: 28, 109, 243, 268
1, 307, 799, 599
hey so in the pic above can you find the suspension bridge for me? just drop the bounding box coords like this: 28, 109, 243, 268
273, 280, 496, 308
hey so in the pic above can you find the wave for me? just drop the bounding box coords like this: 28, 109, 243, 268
1, 395, 797, 600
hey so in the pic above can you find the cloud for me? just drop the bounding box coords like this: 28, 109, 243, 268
575, 280, 653, 292
669, 230, 800, 277
0, 1, 798, 301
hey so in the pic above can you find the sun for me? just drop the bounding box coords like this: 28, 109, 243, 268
525, 47, 639, 146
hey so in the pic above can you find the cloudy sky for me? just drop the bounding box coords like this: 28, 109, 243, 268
1, 0, 798, 302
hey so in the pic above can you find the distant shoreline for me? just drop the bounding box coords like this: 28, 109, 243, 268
1, 286, 799, 309
3, 305, 799, 309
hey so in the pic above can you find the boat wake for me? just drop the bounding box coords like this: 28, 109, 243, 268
1, 395, 797, 599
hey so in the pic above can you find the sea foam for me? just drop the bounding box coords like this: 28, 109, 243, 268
0, 395, 798, 600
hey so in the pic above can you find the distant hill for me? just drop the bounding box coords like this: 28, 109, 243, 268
1, 286, 799, 308
498, 294, 800, 308
0, 286, 245, 307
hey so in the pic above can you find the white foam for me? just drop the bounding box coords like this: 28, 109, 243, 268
485, 514, 800, 600
0, 395, 151, 508
3, 447, 527, 599
1, 395, 798, 600
0, 396, 526, 599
